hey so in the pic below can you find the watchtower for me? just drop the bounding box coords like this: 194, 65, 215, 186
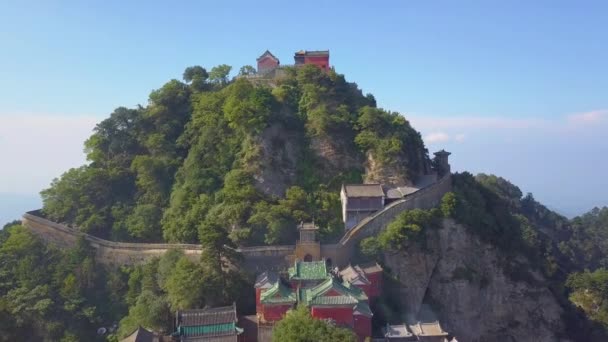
433, 149, 452, 176
293, 222, 321, 262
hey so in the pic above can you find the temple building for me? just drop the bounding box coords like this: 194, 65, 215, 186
173, 304, 243, 341
121, 326, 167, 342
340, 184, 385, 230
408, 321, 450, 342
254, 260, 382, 341
251, 50, 331, 77
293, 50, 330, 71
256, 50, 280, 75
339, 263, 383, 304
383, 323, 415, 341
383, 321, 452, 342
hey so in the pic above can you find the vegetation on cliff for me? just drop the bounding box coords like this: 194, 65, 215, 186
0, 223, 125, 341
359, 173, 608, 340
5, 62, 608, 340
271, 305, 356, 342
40, 65, 428, 246
0, 221, 247, 341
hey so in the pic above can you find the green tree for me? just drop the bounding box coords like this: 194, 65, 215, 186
238, 65, 257, 76
272, 306, 356, 342
567, 269, 608, 327
117, 290, 171, 337
360, 237, 381, 259
183, 65, 209, 91
440, 192, 457, 217
378, 209, 440, 251
209, 64, 232, 85
164, 257, 207, 310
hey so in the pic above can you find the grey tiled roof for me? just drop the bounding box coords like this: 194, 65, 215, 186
408, 321, 448, 336
294, 50, 329, 56
121, 326, 156, 342
177, 304, 237, 327
384, 324, 413, 338
257, 50, 279, 62
339, 265, 370, 285
342, 184, 385, 197
359, 262, 383, 274
385, 186, 420, 199
255, 271, 278, 288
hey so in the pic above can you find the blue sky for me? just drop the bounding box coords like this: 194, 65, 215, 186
1, 0, 607, 221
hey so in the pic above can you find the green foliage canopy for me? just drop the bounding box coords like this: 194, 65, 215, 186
271, 306, 356, 342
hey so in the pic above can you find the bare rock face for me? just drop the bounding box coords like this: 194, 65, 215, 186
250, 124, 300, 197
364, 152, 413, 186
310, 135, 362, 173
383, 219, 570, 342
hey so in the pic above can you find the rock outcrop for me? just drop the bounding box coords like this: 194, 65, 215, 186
310, 135, 363, 175
250, 124, 301, 197
364, 152, 412, 186
384, 219, 569, 342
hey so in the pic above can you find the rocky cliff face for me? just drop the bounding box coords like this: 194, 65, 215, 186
364, 152, 413, 186
250, 124, 301, 197
310, 135, 363, 174
383, 219, 569, 342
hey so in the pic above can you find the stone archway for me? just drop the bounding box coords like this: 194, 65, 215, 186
304, 254, 313, 262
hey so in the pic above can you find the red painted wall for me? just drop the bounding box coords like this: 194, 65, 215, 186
303, 56, 329, 71
353, 315, 371, 341
255, 288, 262, 313
366, 272, 382, 299
310, 306, 353, 327
261, 304, 292, 322
257, 57, 279, 73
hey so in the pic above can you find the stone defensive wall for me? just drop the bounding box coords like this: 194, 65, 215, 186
23, 210, 298, 270
331, 174, 452, 267
22, 174, 451, 270
239, 245, 295, 272
22, 210, 204, 267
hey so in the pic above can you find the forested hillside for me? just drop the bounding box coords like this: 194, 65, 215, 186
1, 64, 607, 341
40, 65, 428, 246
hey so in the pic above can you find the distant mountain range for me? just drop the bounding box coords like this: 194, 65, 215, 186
0, 193, 41, 226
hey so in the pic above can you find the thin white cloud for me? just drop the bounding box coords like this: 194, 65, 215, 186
423, 131, 467, 145
408, 109, 608, 134
567, 110, 608, 124
454, 133, 466, 142
425, 132, 450, 144
0, 114, 99, 194
407, 109, 608, 147
409, 115, 547, 130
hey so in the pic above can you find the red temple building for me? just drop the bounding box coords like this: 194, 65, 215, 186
294, 50, 330, 71
256, 50, 280, 74
254, 259, 382, 341
339, 262, 384, 305
252, 50, 330, 77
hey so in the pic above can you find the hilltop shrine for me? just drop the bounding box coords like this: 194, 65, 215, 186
254, 49, 330, 75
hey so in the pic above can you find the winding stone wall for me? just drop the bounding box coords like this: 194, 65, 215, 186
22, 174, 451, 269
23, 210, 299, 270
333, 174, 452, 266
22, 211, 204, 266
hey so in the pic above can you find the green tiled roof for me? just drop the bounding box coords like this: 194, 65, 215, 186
260, 282, 296, 304
354, 302, 373, 317
300, 277, 368, 306
288, 260, 329, 280
179, 322, 236, 337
